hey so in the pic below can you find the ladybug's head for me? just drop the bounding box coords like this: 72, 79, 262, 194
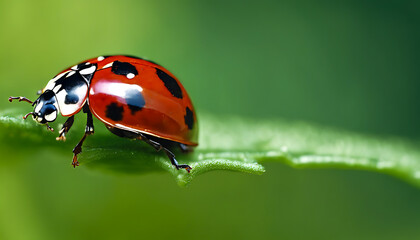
31, 90, 59, 124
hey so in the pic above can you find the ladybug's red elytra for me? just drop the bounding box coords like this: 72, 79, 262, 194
9, 55, 198, 172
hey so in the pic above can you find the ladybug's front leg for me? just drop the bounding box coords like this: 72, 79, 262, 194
71, 106, 94, 168
56, 116, 74, 141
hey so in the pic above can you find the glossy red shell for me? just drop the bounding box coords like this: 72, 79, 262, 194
76, 56, 198, 146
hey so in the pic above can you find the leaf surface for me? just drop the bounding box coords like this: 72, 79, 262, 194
1, 109, 420, 187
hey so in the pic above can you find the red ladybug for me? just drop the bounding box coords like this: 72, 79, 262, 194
9, 55, 198, 172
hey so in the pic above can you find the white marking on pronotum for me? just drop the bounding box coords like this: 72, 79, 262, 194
55, 89, 68, 103
80, 65, 96, 75
102, 62, 114, 69
66, 71, 76, 78
53, 84, 62, 92
71, 65, 78, 70
55, 84, 88, 116
44, 80, 56, 91
126, 73, 135, 79
34, 101, 43, 113
97, 56, 105, 61
51, 70, 70, 82
73, 84, 88, 99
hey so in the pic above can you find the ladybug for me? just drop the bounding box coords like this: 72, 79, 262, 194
9, 55, 198, 172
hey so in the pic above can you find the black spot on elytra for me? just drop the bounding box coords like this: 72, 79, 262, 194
155, 68, 183, 99
106, 102, 124, 121
184, 107, 194, 130
125, 88, 145, 114
64, 94, 79, 104
111, 61, 138, 76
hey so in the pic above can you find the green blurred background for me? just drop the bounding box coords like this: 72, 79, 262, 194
1, 0, 420, 239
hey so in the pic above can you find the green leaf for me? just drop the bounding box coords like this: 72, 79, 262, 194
1, 108, 420, 187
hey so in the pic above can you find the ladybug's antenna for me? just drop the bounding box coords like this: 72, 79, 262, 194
9, 96, 33, 104
23, 112, 35, 120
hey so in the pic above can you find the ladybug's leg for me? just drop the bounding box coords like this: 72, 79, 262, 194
139, 133, 192, 173
82, 105, 95, 135
71, 106, 94, 168
163, 148, 192, 173
8, 96, 33, 104
72, 133, 87, 168
139, 133, 163, 151
56, 116, 74, 141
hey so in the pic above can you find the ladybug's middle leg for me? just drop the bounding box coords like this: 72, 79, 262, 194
71, 105, 94, 168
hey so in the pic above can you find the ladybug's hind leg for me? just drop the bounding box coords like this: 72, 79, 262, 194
71, 105, 94, 168
139, 133, 192, 173
164, 148, 192, 173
